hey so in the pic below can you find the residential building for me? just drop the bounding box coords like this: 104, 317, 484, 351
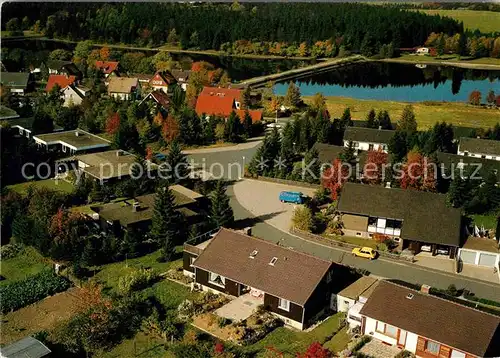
457, 137, 500, 161
436, 152, 500, 182
343, 127, 394, 153
458, 237, 500, 269
149, 70, 177, 93
5, 117, 63, 139
46, 60, 81, 79
129, 73, 153, 86
359, 280, 500, 358
171, 69, 190, 90
416, 47, 430, 55
1, 72, 31, 95
184, 228, 352, 330
139, 90, 170, 115
335, 276, 379, 313
0, 336, 52, 358
337, 183, 462, 258
91, 185, 205, 236
45, 74, 77, 93
33, 129, 110, 155
61, 84, 89, 107
107, 77, 140, 100
94, 61, 120, 78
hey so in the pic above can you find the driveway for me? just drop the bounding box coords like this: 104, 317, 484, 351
232, 179, 317, 232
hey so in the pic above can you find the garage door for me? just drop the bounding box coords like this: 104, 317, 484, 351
478, 253, 497, 267
460, 250, 476, 265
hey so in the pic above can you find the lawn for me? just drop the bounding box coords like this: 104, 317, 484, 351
243, 312, 347, 357
388, 54, 500, 67
471, 213, 498, 229
0, 105, 18, 119
96, 331, 167, 358
7, 179, 74, 195
308, 96, 500, 130
0, 246, 51, 286
415, 9, 500, 33
323, 326, 350, 353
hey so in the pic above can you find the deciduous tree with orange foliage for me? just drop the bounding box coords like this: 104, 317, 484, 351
296, 342, 332, 358
321, 158, 350, 200
99, 46, 110, 61
469, 90, 482, 106
105, 112, 120, 135
162, 115, 180, 142
363, 149, 388, 185
399, 149, 437, 192
49, 208, 91, 260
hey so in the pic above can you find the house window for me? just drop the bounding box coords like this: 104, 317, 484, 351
376, 321, 385, 333
425, 340, 440, 355
368, 144, 374, 151
278, 298, 290, 311
208, 272, 225, 288
481, 155, 486, 159
376, 321, 398, 338
368, 217, 377, 226
354, 142, 359, 148
189, 256, 195, 267
451, 350, 465, 358
356, 232, 362, 237
249, 250, 258, 259
382, 145, 387, 151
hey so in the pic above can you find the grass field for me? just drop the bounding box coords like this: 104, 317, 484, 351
416, 10, 500, 33
7, 179, 74, 195
471, 213, 498, 229
0, 246, 51, 286
306, 96, 500, 130
388, 54, 500, 68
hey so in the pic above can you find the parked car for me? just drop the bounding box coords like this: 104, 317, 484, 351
352, 247, 377, 260
279, 191, 305, 204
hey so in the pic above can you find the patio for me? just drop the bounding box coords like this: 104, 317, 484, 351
358, 340, 402, 358
215, 292, 263, 322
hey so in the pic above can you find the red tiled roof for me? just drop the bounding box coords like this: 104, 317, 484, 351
200, 86, 242, 102
45, 75, 77, 92
236, 109, 263, 123
150, 90, 170, 108
95, 61, 119, 74
195, 93, 235, 118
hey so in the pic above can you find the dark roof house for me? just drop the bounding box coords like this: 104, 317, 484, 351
436, 152, 500, 182
458, 137, 500, 158
1, 72, 30, 90
46, 60, 81, 78
343, 127, 395, 145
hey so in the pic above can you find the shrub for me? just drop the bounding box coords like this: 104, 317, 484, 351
395, 350, 416, 358
377, 243, 388, 252
217, 317, 231, 328
292, 206, 313, 231
383, 239, 397, 250
0, 270, 70, 313
0, 243, 24, 260
446, 284, 458, 297
118, 268, 159, 294
352, 335, 371, 352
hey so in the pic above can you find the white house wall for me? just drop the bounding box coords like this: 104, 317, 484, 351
457, 146, 500, 161
364, 317, 398, 346
343, 140, 388, 153
337, 295, 355, 313
405, 331, 418, 353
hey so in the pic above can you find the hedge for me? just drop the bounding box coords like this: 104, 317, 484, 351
0, 270, 71, 313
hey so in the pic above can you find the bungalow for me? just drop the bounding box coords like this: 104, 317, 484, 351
0, 336, 52, 358
139, 90, 170, 115
61, 84, 89, 107
343, 127, 394, 153
359, 280, 500, 358
457, 137, 500, 161
171, 69, 190, 90
91, 185, 205, 236
45, 74, 77, 93
337, 183, 463, 258
46, 60, 81, 79
129, 73, 153, 86
1, 72, 31, 95
95, 61, 120, 78
33, 129, 110, 155
5, 117, 62, 139
72, 149, 139, 183
436, 152, 500, 182
107, 77, 140, 100
184, 228, 347, 330
149, 70, 177, 93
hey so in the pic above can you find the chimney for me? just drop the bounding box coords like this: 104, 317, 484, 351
75, 131, 80, 137
420, 284, 431, 294
378, 125, 382, 130
132, 201, 140, 212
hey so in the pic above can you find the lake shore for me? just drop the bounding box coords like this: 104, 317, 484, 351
379, 55, 500, 71
304, 96, 500, 130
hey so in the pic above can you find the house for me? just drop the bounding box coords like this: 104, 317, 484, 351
343, 127, 394, 153
335, 276, 379, 313
359, 280, 500, 358
91, 185, 205, 236
149, 70, 177, 93
0, 336, 52, 358
0, 106, 19, 120
184, 228, 350, 330
45, 74, 77, 93
436, 152, 500, 182
337, 183, 463, 258
139, 90, 170, 115
107, 77, 140, 100
129, 73, 153, 86
5, 117, 63, 139
0, 72, 31, 95
46, 60, 81, 79
458, 237, 500, 269
171, 69, 190, 90
416, 47, 430, 55
33, 129, 110, 155
61, 84, 89, 107
94, 61, 120, 78
457, 137, 500, 161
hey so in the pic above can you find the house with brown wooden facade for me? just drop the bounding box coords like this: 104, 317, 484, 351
184, 228, 354, 330
358, 280, 500, 358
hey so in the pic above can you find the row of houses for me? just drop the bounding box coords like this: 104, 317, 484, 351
181, 228, 500, 357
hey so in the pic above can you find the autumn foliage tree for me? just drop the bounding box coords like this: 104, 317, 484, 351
105, 112, 120, 135
399, 149, 437, 192
363, 149, 388, 185
49, 208, 91, 260
321, 158, 349, 200
296, 342, 332, 358
468, 90, 482, 106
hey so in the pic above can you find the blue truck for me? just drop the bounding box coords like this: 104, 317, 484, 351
279, 191, 305, 204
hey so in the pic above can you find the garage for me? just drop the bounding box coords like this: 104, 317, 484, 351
460, 238, 500, 268
459, 250, 477, 265
478, 252, 498, 267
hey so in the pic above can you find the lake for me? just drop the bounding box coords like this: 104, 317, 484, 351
274, 62, 500, 103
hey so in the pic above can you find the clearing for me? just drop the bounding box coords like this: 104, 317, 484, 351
415, 9, 500, 33
308, 96, 500, 130
383, 55, 500, 69
7, 179, 74, 195
0, 246, 52, 286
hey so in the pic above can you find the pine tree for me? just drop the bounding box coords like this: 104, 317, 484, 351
302, 148, 321, 184
340, 107, 352, 127
397, 105, 417, 135
89, 181, 104, 203
167, 139, 189, 184
377, 110, 392, 129
151, 186, 183, 262
366, 109, 377, 128
225, 111, 243, 143
284, 81, 301, 108
388, 130, 408, 163
340, 141, 356, 166
241, 87, 251, 109
210, 181, 234, 228
242, 111, 253, 138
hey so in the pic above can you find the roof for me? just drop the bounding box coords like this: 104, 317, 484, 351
171, 69, 190, 82
33, 129, 110, 151
74, 150, 137, 180
0, 336, 51, 358
140, 90, 170, 109
343, 127, 394, 145
46, 59, 71, 70
200, 87, 242, 102
436, 152, 500, 181
1, 72, 29, 89
463, 237, 500, 254
337, 276, 378, 300
312, 143, 370, 168
150, 71, 176, 86
45, 74, 76, 92
108, 77, 138, 94
5, 117, 63, 133
0, 105, 19, 120
195, 92, 235, 118
359, 281, 500, 357
95, 61, 119, 74
96, 185, 202, 226
169, 184, 204, 200
338, 183, 462, 246
129, 73, 153, 82
235, 109, 263, 123
192, 228, 333, 306
459, 137, 500, 157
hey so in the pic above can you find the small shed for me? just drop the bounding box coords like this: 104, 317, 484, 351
334, 276, 379, 313
0, 336, 51, 358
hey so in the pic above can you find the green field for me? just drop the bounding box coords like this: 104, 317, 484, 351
416, 10, 500, 33
0, 246, 51, 286
7, 179, 74, 195
388, 54, 500, 68
308, 96, 500, 131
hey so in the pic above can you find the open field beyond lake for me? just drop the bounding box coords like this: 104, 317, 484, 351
309, 96, 500, 130
415, 10, 500, 34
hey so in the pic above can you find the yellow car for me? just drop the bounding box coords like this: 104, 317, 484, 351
352, 247, 377, 260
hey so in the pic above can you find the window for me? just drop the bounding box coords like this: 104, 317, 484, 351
481, 155, 486, 159
354, 142, 359, 148
368, 217, 377, 226
356, 232, 362, 237
426, 340, 440, 355
376, 321, 398, 338
269, 257, 278, 266
209, 272, 225, 288
382, 145, 387, 151
249, 250, 258, 259
189, 257, 195, 267
376, 321, 385, 333
368, 144, 374, 151
451, 350, 466, 358
278, 298, 290, 311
